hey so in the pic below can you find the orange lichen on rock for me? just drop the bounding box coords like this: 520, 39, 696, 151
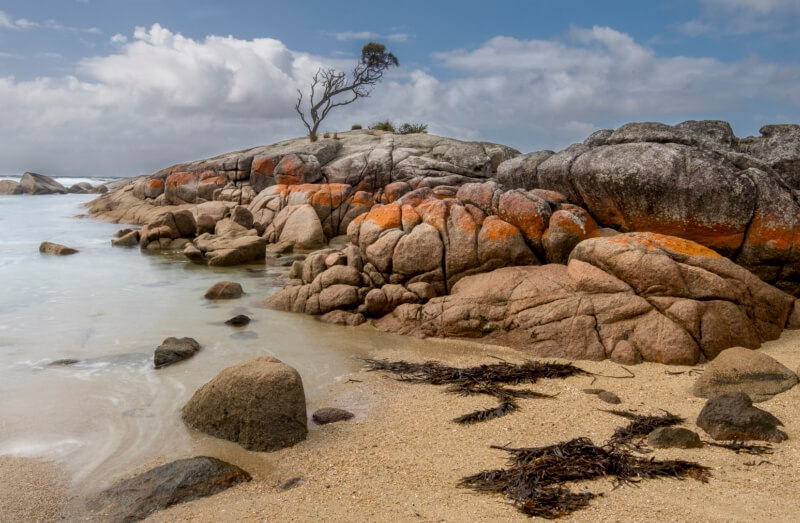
608, 232, 723, 259
349, 190, 374, 207
480, 216, 521, 242
449, 203, 480, 235
251, 155, 279, 176
743, 214, 795, 253
497, 191, 551, 245
146, 179, 164, 190
364, 203, 402, 229
415, 199, 449, 231
401, 204, 422, 231
166, 171, 198, 187
307, 184, 350, 209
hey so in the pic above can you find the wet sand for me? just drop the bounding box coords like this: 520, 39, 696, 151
3, 329, 800, 522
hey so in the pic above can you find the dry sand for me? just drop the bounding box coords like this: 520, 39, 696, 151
3, 329, 800, 522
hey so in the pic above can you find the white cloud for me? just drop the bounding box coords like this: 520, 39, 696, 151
110, 33, 127, 44
679, 20, 713, 37
702, 0, 800, 14
0, 11, 15, 29
684, 0, 800, 35
0, 24, 796, 178
0, 10, 100, 33
330, 31, 409, 43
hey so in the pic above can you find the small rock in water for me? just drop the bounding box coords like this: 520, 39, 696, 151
39, 241, 78, 255
114, 228, 134, 238
49, 358, 79, 366
204, 281, 244, 300
696, 392, 788, 443
154, 337, 201, 369
648, 427, 703, 449
225, 314, 251, 326
85, 456, 250, 521
312, 407, 355, 425
112, 230, 140, 247
597, 391, 622, 405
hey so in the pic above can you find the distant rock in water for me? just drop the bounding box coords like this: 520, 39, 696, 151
224, 314, 251, 326
85, 456, 251, 521
153, 337, 201, 369
204, 281, 244, 300
39, 241, 78, 255
17, 172, 67, 195
67, 181, 93, 194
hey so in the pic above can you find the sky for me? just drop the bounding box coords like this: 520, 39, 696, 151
0, 0, 798, 177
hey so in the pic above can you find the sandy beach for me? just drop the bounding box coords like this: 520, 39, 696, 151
3, 327, 800, 522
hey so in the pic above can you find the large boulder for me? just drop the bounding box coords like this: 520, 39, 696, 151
17, 172, 67, 195
273, 204, 326, 250
373, 233, 795, 365
182, 357, 308, 451
85, 456, 250, 521
189, 232, 266, 266
696, 392, 788, 442
692, 347, 798, 402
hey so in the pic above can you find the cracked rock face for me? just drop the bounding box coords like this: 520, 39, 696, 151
373, 233, 795, 365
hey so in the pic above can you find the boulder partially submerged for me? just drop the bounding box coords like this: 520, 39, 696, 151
39, 241, 78, 255
17, 172, 67, 195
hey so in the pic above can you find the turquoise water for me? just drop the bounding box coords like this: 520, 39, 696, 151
0, 194, 381, 490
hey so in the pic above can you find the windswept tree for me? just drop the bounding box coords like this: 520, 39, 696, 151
295, 42, 398, 140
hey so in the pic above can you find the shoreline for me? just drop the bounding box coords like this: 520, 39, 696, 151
3, 329, 799, 522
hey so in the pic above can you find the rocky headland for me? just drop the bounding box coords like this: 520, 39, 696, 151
87, 121, 800, 365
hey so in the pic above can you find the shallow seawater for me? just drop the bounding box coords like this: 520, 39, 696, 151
0, 194, 402, 492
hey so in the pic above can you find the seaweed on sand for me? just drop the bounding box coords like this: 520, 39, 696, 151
460, 437, 710, 519
363, 359, 587, 423
602, 409, 684, 449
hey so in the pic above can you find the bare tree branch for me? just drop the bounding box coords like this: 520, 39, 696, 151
294, 42, 398, 140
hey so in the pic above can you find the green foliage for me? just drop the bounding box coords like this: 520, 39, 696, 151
397, 122, 428, 134
361, 42, 399, 69
370, 120, 396, 132
322, 132, 330, 138
351, 124, 362, 130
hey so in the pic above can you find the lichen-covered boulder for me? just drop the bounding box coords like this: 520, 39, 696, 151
373, 233, 795, 364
